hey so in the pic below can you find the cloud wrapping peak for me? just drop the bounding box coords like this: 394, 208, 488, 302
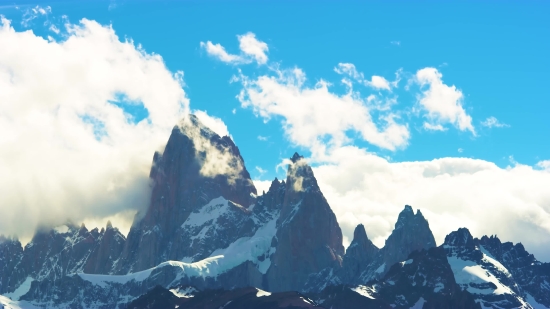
414, 68, 475, 134
200, 32, 268, 65
0, 18, 188, 239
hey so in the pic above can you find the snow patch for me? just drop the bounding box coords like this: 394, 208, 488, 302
170, 286, 197, 298
256, 288, 271, 297
433, 282, 444, 293
375, 263, 386, 274
208, 216, 278, 274
526, 293, 550, 309
351, 285, 376, 299
4, 277, 34, 301
0, 295, 41, 309
410, 297, 426, 309
447, 256, 514, 295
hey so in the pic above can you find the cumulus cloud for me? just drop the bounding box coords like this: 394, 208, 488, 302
236, 67, 410, 153
200, 32, 268, 65
481, 116, 509, 128
414, 68, 475, 134
237, 32, 268, 65
0, 17, 188, 239
334, 63, 393, 91
312, 146, 550, 262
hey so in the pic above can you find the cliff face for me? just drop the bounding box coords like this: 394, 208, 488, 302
266, 153, 345, 292
115, 115, 257, 274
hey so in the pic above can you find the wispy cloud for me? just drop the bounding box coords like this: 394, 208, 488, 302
481, 116, 509, 128
334, 62, 394, 91
423, 122, 447, 131
200, 32, 268, 65
257, 135, 268, 141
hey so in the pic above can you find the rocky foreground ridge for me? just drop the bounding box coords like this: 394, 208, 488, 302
1, 115, 549, 309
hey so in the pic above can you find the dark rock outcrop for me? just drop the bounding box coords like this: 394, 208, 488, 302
341, 224, 379, 281
0, 236, 24, 293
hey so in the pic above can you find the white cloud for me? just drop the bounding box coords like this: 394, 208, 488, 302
312, 146, 550, 262
423, 122, 447, 131
193, 110, 230, 137
255, 166, 267, 176
237, 67, 409, 153
0, 18, 188, 239
334, 63, 393, 91
238, 32, 268, 65
414, 68, 475, 134
200, 41, 243, 64
257, 135, 269, 141
537, 160, 550, 172
391, 41, 401, 46
458, 148, 464, 153
200, 32, 268, 65
481, 116, 509, 128
253, 179, 272, 196
367, 75, 391, 90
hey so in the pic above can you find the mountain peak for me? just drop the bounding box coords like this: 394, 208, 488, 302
444, 228, 474, 247
353, 224, 368, 241
290, 152, 304, 163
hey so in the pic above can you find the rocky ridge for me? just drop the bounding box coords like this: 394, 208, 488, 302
0, 115, 549, 309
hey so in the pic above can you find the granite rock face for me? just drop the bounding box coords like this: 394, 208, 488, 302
2, 115, 550, 309
0, 236, 24, 293
265, 153, 345, 292
83, 222, 126, 274
443, 228, 532, 308
0, 223, 125, 293
115, 115, 257, 274
341, 224, 379, 282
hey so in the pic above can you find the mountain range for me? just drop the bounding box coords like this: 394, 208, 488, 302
1, 115, 549, 309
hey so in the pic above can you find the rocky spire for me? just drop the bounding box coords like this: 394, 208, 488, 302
266, 153, 345, 292
114, 114, 257, 274
378, 205, 436, 276
342, 224, 379, 280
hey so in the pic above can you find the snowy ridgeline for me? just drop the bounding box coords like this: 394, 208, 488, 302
0, 196, 281, 308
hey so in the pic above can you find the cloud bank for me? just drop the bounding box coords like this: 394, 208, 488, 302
0, 17, 188, 239
209, 33, 550, 261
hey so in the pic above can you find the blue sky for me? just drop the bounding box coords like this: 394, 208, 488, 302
1, 1, 550, 260
4, 0, 548, 180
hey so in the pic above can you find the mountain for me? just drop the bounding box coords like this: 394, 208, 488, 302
115, 115, 258, 274
1, 115, 549, 308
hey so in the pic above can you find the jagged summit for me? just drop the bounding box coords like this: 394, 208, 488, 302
290, 152, 304, 163
115, 114, 257, 273
444, 227, 475, 247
